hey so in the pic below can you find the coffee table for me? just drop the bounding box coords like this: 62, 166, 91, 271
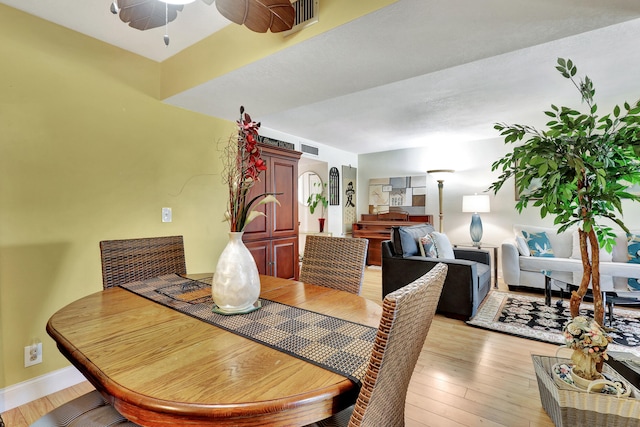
543, 270, 640, 325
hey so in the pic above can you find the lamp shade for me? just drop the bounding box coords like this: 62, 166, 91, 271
462, 194, 490, 213
427, 169, 455, 181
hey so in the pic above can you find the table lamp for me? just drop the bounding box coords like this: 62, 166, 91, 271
462, 194, 490, 245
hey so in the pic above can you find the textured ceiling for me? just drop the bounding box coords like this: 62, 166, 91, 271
4, 0, 640, 154
0, 0, 229, 61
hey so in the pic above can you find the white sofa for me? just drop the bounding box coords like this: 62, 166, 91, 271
502, 224, 640, 295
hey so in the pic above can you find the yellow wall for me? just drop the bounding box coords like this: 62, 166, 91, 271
0, 6, 235, 388
0, 1, 397, 390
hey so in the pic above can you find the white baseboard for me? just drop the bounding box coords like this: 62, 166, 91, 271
0, 366, 85, 412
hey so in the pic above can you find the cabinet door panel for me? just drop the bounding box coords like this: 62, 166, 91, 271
271, 158, 298, 238
242, 171, 269, 240
272, 237, 298, 280
244, 240, 271, 276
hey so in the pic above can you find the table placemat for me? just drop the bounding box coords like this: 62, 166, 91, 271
119, 274, 377, 386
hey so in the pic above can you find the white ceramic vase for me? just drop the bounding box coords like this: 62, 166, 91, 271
212, 232, 260, 314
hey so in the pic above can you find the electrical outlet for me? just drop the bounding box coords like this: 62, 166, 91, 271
24, 342, 42, 367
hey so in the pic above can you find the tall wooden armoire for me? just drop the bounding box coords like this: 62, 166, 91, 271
242, 143, 301, 280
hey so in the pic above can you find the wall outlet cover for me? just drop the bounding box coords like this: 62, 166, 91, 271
24, 343, 42, 367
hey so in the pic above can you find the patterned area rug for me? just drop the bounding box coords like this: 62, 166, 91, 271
467, 291, 640, 356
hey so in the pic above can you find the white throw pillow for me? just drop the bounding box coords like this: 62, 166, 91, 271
569, 230, 613, 262
431, 232, 455, 259
418, 234, 438, 258
515, 236, 530, 257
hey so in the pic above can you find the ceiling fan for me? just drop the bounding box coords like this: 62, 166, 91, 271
111, 0, 296, 44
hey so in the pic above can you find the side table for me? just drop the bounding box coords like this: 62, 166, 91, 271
453, 242, 499, 288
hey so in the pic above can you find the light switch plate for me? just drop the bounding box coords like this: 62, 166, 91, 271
162, 207, 172, 223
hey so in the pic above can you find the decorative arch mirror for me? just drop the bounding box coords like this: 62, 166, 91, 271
298, 171, 323, 206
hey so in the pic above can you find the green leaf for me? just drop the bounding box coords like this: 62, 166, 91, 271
490, 58, 640, 245
538, 163, 548, 175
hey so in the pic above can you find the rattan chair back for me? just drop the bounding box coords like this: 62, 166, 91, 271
32, 236, 186, 426
100, 235, 186, 289
351, 263, 447, 426
309, 263, 448, 427
299, 235, 368, 294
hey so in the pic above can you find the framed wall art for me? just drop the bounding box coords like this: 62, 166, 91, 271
342, 166, 357, 234
368, 175, 426, 215
329, 167, 339, 205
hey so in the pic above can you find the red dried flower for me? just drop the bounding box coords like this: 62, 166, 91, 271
221, 106, 280, 231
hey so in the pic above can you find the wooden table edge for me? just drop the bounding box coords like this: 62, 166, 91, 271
46, 279, 374, 426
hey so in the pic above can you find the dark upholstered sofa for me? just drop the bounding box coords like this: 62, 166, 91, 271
381, 223, 491, 320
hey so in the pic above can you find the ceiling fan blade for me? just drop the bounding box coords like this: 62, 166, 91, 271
116, 0, 183, 31
216, 0, 295, 33
201, 0, 216, 5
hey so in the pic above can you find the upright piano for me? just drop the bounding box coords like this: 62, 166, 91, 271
352, 213, 433, 266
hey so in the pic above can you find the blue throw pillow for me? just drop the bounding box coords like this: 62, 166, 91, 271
396, 224, 435, 257
627, 233, 640, 291
522, 230, 555, 257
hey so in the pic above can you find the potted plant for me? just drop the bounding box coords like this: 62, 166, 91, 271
307, 181, 329, 232
490, 58, 640, 379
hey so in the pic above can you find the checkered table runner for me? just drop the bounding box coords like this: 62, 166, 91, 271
119, 274, 377, 386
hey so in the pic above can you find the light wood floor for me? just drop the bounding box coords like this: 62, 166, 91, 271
2, 268, 557, 427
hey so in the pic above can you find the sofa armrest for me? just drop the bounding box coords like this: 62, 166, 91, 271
382, 254, 477, 294
382, 238, 399, 258
381, 252, 483, 319
501, 239, 520, 286
382, 239, 494, 319
453, 248, 490, 265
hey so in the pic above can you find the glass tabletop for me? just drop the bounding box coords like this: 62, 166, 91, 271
542, 270, 640, 306
453, 242, 498, 249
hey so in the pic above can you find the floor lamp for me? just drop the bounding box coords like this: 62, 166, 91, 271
427, 169, 454, 232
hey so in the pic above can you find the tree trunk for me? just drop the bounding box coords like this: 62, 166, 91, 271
588, 229, 604, 326
570, 229, 591, 318
568, 228, 604, 326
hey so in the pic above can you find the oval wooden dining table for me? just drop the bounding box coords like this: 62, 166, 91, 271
46, 274, 382, 426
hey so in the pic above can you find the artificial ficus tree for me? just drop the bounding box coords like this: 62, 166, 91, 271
490, 58, 640, 327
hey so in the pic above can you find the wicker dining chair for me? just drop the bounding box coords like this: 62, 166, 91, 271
299, 235, 369, 294
309, 263, 448, 427
31, 237, 187, 427
30, 392, 140, 427
99, 235, 187, 288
